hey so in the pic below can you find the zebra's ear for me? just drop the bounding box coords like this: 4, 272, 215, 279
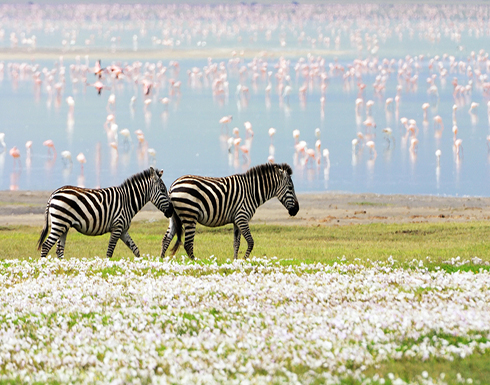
279, 163, 293, 176
149, 166, 162, 180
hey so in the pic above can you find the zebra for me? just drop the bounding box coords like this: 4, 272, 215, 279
37, 167, 173, 259
161, 162, 299, 260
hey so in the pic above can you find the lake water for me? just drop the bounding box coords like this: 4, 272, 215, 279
1, 3, 490, 196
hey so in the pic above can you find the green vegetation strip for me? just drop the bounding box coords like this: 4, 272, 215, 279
2, 220, 489, 268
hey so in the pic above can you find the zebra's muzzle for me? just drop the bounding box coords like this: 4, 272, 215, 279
288, 201, 299, 216
164, 203, 174, 218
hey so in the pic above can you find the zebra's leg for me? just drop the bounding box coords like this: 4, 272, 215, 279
106, 227, 123, 258
233, 223, 241, 260
236, 220, 254, 259
120, 231, 140, 258
56, 231, 68, 259
183, 221, 197, 260
161, 218, 177, 258
40, 224, 67, 258
40, 234, 58, 258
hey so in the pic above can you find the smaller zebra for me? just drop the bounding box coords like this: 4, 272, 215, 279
161, 162, 299, 260
37, 167, 173, 259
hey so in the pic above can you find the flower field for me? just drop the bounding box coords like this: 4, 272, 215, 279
1, 256, 489, 384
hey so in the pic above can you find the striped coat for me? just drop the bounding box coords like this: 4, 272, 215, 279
38, 167, 173, 259
161, 163, 299, 260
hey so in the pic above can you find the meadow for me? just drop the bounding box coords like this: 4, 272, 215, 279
1, 221, 489, 384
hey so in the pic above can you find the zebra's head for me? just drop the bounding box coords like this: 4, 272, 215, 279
274, 163, 299, 216
149, 167, 173, 218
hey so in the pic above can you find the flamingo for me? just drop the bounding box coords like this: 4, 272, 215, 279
454, 139, 463, 157
422, 103, 430, 121
43, 139, 56, 158
219, 115, 233, 132
322, 149, 330, 167
244, 121, 253, 138
160, 97, 170, 111
382, 127, 395, 146
9, 146, 21, 168
351, 138, 359, 154
66, 96, 75, 112
87, 80, 109, 95
385, 97, 393, 111
452, 125, 458, 142
93, 59, 104, 78
268, 127, 276, 143
365, 140, 377, 159
148, 148, 156, 163
61, 150, 73, 166
76, 152, 86, 173
303, 148, 317, 166
120, 128, 132, 148
365, 100, 374, 115
469, 102, 479, 114
107, 93, 116, 110
435, 149, 441, 166
409, 138, 419, 153
433, 115, 444, 138
283, 85, 292, 104
292, 129, 300, 144
109, 142, 118, 154
25, 140, 33, 157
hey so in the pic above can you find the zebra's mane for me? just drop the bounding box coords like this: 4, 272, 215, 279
120, 168, 154, 187
245, 162, 293, 177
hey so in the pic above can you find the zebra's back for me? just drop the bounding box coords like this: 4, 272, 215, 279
47, 185, 122, 235
170, 174, 247, 227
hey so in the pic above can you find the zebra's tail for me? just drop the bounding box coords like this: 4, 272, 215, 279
37, 203, 51, 250
170, 211, 183, 255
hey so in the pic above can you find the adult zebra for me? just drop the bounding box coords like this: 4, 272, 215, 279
38, 167, 173, 259
161, 162, 299, 260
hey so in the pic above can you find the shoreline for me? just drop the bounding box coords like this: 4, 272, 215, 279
0, 47, 349, 61
1, 190, 489, 227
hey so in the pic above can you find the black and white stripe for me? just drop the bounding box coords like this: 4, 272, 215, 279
161, 162, 299, 260
37, 167, 173, 259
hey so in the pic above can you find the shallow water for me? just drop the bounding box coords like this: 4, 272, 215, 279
1, 3, 490, 196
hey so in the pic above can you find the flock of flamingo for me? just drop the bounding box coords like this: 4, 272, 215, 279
1, 3, 490, 193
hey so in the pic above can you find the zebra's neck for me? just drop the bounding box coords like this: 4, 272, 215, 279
244, 168, 277, 207
119, 179, 151, 215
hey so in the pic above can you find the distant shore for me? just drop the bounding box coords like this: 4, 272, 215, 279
1, 190, 489, 227
0, 47, 349, 61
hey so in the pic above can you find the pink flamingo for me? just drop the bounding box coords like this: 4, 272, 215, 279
244, 121, 253, 138
76, 152, 86, 174
433, 115, 444, 138
268, 127, 276, 143
435, 149, 441, 166
422, 103, 430, 121
454, 139, 463, 157
219, 115, 233, 132
365, 140, 377, 159
9, 146, 21, 168
93, 59, 105, 78
43, 139, 57, 158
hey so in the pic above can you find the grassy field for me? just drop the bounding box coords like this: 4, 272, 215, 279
1, 220, 489, 384
4, 219, 490, 270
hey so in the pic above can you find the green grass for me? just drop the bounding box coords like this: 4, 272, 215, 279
2, 220, 490, 268
361, 352, 490, 385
